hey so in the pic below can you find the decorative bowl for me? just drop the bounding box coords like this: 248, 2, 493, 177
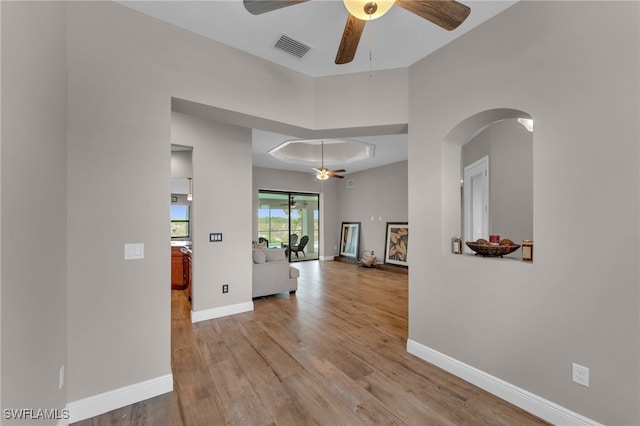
465, 238, 521, 258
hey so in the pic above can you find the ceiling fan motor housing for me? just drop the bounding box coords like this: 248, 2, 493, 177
364, 2, 378, 15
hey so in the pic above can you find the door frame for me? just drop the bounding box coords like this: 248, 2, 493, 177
463, 156, 489, 252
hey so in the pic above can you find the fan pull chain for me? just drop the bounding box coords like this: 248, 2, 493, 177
368, 14, 373, 78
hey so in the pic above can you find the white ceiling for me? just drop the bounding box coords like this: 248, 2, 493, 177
122, 0, 517, 174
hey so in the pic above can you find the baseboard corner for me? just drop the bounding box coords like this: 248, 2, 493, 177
191, 301, 254, 323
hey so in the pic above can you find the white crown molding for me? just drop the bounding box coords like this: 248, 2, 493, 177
406, 340, 602, 426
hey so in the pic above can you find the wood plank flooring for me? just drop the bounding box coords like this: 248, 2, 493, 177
73, 260, 548, 426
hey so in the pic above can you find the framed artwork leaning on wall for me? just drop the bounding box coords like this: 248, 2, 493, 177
384, 222, 409, 267
339, 222, 361, 259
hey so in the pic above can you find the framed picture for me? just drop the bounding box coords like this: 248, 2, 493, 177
384, 222, 409, 267
339, 222, 361, 259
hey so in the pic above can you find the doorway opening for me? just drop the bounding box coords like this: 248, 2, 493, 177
258, 190, 320, 262
463, 156, 489, 251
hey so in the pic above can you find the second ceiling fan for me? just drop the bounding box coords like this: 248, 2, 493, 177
313, 140, 345, 180
243, 0, 471, 64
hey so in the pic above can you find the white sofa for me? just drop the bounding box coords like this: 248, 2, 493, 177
252, 247, 299, 298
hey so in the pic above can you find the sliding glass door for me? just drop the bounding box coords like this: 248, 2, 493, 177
258, 190, 320, 262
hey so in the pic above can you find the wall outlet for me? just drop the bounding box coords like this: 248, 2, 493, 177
59, 365, 65, 389
222, 284, 229, 294
572, 363, 589, 387
370, 250, 374, 255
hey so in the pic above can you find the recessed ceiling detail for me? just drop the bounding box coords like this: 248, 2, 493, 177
268, 138, 375, 166
274, 34, 312, 58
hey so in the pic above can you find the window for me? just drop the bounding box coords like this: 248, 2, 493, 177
171, 205, 190, 238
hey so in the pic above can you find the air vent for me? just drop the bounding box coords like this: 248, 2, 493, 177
274, 34, 311, 58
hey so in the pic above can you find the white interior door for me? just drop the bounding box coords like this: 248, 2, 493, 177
464, 156, 489, 251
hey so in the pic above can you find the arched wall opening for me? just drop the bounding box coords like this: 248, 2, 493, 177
441, 108, 533, 256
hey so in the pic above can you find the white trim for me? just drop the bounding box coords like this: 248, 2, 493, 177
66, 374, 173, 423
319, 256, 333, 261
406, 340, 602, 426
191, 301, 253, 323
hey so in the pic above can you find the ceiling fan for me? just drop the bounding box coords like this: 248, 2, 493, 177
243, 0, 471, 64
313, 140, 345, 180
281, 196, 308, 208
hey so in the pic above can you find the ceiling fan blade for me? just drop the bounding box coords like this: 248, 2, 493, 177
335, 14, 366, 64
331, 174, 345, 179
243, 0, 309, 15
330, 169, 346, 173
395, 0, 470, 31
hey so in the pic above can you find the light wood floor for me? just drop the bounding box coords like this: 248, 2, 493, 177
74, 260, 548, 425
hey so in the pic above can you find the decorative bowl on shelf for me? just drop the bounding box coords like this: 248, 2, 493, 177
465, 238, 521, 258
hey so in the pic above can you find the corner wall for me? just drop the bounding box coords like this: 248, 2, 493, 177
1, 1, 68, 420
172, 112, 253, 316
407, 2, 640, 424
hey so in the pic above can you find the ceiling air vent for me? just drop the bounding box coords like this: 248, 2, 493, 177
274, 34, 311, 58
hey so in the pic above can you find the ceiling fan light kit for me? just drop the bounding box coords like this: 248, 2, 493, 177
314, 139, 346, 180
316, 170, 331, 181
343, 0, 395, 20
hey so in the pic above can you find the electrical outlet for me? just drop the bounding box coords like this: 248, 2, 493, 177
572, 363, 589, 387
371, 250, 374, 255
59, 365, 65, 389
222, 284, 229, 294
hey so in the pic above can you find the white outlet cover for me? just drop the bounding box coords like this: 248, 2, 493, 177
572, 363, 589, 387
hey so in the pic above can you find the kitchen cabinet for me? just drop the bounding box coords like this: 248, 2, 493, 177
183, 248, 192, 300
171, 246, 186, 289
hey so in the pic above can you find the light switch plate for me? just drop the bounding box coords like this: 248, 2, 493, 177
210, 233, 223, 242
124, 243, 144, 260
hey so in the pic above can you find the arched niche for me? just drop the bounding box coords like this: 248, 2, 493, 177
442, 108, 533, 257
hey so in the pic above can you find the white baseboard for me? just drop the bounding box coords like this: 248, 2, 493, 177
319, 256, 333, 261
66, 373, 173, 423
191, 301, 253, 323
406, 340, 602, 426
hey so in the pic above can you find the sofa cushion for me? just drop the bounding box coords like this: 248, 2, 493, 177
263, 247, 286, 262
252, 248, 267, 264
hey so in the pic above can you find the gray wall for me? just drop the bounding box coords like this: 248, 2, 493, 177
170, 150, 193, 179
337, 161, 408, 261
1, 1, 68, 421
172, 112, 253, 312
408, 2, 639, 425
463, 118, 533, 257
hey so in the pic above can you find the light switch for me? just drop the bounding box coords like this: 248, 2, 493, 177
124, 243, 144, 260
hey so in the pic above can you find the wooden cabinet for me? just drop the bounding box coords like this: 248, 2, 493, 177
171, 247, 185, 289
183, 249, 192, 300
